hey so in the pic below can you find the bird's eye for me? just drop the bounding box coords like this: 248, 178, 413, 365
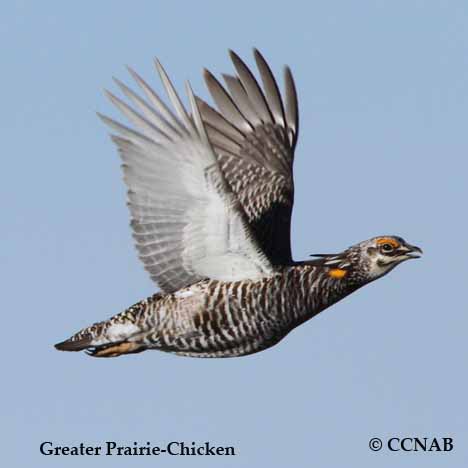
380, 243, 394, 253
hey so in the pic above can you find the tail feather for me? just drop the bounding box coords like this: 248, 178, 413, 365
55, 294, 161, 358
55, 336, 93, 352
55, 337, 144, 358
54, 315, 144, 358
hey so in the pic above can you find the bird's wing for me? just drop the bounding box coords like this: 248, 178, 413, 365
196, 49, 299, 265
99, 60, 273, 293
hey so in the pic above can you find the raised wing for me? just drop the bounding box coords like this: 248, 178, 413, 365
196, 49, 299, 265
99, 60, 273, 293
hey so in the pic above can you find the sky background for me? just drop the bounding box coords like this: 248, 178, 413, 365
2, 1, 467, 466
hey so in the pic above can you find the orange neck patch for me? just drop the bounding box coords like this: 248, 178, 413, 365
328, 268, 347, 279
376, 237, 400, 248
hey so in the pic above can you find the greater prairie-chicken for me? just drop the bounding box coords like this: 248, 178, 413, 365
55, 50, 422, 358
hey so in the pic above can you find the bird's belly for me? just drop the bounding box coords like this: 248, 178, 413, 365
168, 326, 287, 358
152, 283, 291, 358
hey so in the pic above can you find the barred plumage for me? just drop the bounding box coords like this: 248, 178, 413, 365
55, 50, 422, 358
59, 265, 354, 358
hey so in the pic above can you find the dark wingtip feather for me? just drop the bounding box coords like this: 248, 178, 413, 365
228, 49, 273, 124
284, 66, 299, 146
203, 67, 252, 132
253, 48, 286, 128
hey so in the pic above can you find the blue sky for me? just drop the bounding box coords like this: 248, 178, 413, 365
2, 1, 467, 466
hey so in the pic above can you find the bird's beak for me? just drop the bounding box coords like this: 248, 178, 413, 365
399, 243, 423, 260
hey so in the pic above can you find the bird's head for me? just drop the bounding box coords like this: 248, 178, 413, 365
349, 236, 423, 282
311, 236, 422, 284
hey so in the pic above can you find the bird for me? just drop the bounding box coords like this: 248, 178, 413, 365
55, 49, 422, 358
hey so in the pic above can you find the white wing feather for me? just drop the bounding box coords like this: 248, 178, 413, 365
99, 61, 273, 293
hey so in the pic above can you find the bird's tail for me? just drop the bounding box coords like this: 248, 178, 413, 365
54, 295, 160, 357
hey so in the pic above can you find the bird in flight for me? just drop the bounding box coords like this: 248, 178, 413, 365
55, 50, 422, 358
